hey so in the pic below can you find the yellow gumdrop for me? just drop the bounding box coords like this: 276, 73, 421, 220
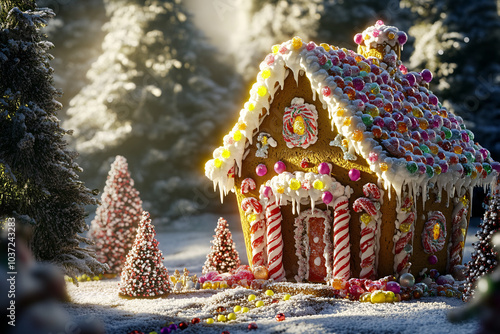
313, 179, 324, 190
214, 158, 222, 168
234, 305, 242, 313
217, 314, 227, 322
221, 149, 230, 159
265, 290, 275, 297
370, 290, 386, 303
206, 318, 215, 324
257, 86, 267, 96
202, 282, 212, 289
336, 108, 345, 117
261, 69, 271, 80
388, 32, 395, 40
212, 281, 220, 289
343, 117, 352, 127
248, 294, 256, 302
272, 45, 279, 54
289, 178, 301, 190
384, 291, 395, 303
255, 300, 264, 307
400, 222, 412, 233
238, 122, 247, 130
233, 130, 242, 141
283, 294, 291, 301
242, 307, 250, 313
227, 313, 237, 321
293, 116, 306, 135
220, 282, 229, 289
360, 292, 371, 303
353, 130, 363, 142
248, 103, 255, 111
247, 213, 257, 223
360, 213, 371, 225
277, 186, 285, 194
363, 34, 370, 40
292, 36, 303, 49
320, 43, 330, 51
380, 163, 388, 172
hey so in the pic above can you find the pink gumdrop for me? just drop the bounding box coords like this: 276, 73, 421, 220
306, 42, 316, 51
354, 33, 363, 45
349, 284, 365, 300
399, 64, 408, 74
263, 186, 273, 198
386, 281, 401, 294
373, 30, 380, 38
318, 162, 331, 175
274, 161, 286, 174
322, 191, 333, 205
256, 164, 267, 176
376, 20, 384, 26
368, 152, 379, 163
349, 168, 361, 181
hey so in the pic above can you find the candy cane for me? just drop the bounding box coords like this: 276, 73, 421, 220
447, 204, 468, 272
353, 197, 377, 216
359, 221, 376, 279
240, 178, 256, 194
363, 183, 381, 200
333, 196, 351, 280
264, 196, 286, 281
241, 197, 266, 267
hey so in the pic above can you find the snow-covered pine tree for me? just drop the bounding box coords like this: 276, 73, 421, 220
232, 0, 410, 82
0, 0, 105, 277
63, 0, 238, 221
202, 217, 240, 274
119, 211, 171, 298
89, 155, 142, 274
404, 0, 500, 160
464, 180, 500, 301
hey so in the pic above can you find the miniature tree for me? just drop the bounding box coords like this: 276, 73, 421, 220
202, 217, 241, 274
89, 155, 142, 274
0, 0, 105, 277
464, 181, 500, 301
119, 211, 171, 298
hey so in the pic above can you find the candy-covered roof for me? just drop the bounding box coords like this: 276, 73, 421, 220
206, 21, 499, 202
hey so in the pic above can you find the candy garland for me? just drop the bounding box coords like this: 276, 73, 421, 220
119, 211, 171, 298
393, 196, 415, 276
333, 196, 351, 280
294, 209, 333, 282
353, 183, 383, 280
241, 197, 266, 267
282, 98, 318, 149
447, 197, 469, 272
422, 211, 447, 254
262, 192, 286, 281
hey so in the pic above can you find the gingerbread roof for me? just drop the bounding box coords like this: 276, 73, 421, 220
206, 22, 500, 201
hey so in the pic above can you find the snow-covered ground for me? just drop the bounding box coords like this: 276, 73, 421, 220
63, 214, 482, 334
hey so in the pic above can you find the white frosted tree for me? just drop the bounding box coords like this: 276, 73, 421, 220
63, 0, 239, 221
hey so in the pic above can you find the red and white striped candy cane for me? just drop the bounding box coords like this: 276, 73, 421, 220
241, 197, 266, 267
353, 197, 377, 216
394, 213, 415, 274
240, 178, 257, 194
363, 183, 381, 200
359, 220, 376, 280
264, 196, 286, 281
447, 204, 468, 272
333, 196, 351, 280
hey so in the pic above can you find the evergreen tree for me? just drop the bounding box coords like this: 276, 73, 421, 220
404, 0, 500, 160
464, 180, 500, 301
202, 217, 240, 274
89, 155, 142, 274
0, 0, 105, 277
119, 211, 171, 298
63, 0, 239, 221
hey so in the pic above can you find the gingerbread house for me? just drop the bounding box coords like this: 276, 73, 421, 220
205, 21, 500, 283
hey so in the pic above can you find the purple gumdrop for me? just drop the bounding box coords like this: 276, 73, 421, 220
353, 77, 365, 91
385, 118, 397, 131
398, 32, 408, 45
386, 281, 401, 294
479, 148, 489, 160
322, 191, 333, 205
428, 94, 438, 106
349, 168, 361, 181
417, 163, 426, 174
439, 162, 449, 174
421, 69, 433, 83
491, 162, 500, 174
429, 269, 440, 279
168, 324, 178, 331
318, 162, 331, 175
354, 33, 363, 44
393, 112, 403, 122
274, 161, 286, 174
373, 116, 385, 127
428, 255, 438, 265
425, 154, 435, 166
405, 73, 416, 86
161, 327, 171, 334
256, 164, 267, 176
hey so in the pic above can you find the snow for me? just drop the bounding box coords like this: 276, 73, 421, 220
62, 214, 481, 333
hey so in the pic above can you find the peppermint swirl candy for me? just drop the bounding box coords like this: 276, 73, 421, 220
422, 211, 447, 254
283, 98, 318, 149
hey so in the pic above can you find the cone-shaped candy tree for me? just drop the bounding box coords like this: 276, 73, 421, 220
202, 217, 241, 274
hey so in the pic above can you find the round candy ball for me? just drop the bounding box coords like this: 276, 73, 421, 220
248, 294, 256, 302
265, 289, 275, 296
274, 161, 286, 174
248, 322, 258, 330
262, 186, 273, 199
253, 265, 269, 280
386, 281, 401, 294
421, 69, 433, 83
318, 162, 331, 175
256, 164, 267, 176
370, 290, 386, 303
354, 33, 363, 45
348, 168, 361, 181
428, 255, 438, 265
275, 313, 286, 322
399, 273, 415, 288
322, 191, 333, 205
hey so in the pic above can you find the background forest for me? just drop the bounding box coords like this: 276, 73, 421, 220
37, 0, 500, 222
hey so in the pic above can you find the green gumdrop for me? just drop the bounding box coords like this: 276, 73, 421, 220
463, 163, 472, 176
425, 165, 434, 178
362, 114, 373, 126
483, 163, 492, 174
465, 152, 475, 163
406, 161, 418, 174
360, 70, 368, 77
442, 127, 452, 139
466, 130, 474, 141
419, 144, 430, 154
